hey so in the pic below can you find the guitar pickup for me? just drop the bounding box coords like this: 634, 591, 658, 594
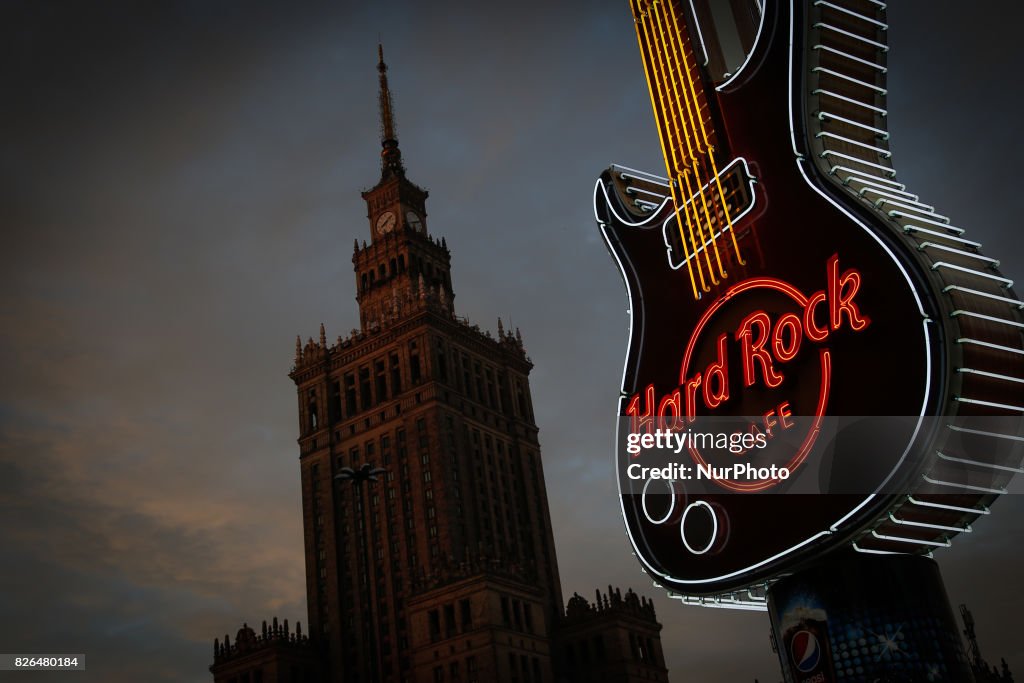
662, 157, 757, 271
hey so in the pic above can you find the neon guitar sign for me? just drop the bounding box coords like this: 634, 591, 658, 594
595, 0, 1024, 603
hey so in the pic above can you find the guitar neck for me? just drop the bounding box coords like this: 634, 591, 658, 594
630, 0, 741, 297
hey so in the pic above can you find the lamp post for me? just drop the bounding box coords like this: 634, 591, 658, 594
336, 463, 387, 682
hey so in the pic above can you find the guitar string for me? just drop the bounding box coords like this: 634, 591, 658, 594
655, 0, 727, 281
631, 0, 700, 297
634, 0, 708, 294
645, 2, 716, 290
667, 0, 746, 267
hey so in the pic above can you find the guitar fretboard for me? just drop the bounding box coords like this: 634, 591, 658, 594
630, 0, 743, 298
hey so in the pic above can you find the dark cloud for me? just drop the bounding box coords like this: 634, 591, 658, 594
1, 2, 1021, 682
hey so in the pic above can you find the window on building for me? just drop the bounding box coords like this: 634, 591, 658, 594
410, 342, 421, 384
343, 374, 357, 416
428, 610, 440, 642
390, 353, 402, 395
444, 603, 456, 638
307, 388, 318, 432
375, 359, 388, 401
329, 380, 342, 421
359, 366, 371, 409
523, 603, 533, 633
436, 342, 448, 382
485, 369, 496, 407
500, 596, 511, 626
460, 599, 472, 630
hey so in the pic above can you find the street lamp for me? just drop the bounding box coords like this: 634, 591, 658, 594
335, 463, 387, 682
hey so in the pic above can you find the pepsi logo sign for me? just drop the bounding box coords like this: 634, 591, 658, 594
791, 629, 821, 673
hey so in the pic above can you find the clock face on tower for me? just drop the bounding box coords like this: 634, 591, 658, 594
405, 211, 424, 233
375, 211, 397, 236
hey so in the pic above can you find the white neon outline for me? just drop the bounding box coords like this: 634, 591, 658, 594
815, 132, 891, 158
834, 167, 905, 190
596, 177, 671, 230
947, 287, 1024, 309
680, 501, 718, 555
812, 44, 887, 73
662, 157, 758, 270
641, 477, 678, 525
946, 423, 1024, 442
870, 531, 950, 548
936, 450, 1024, 474
932, 262, 1012, 287
818, 111, 890, 142
715, 4, 768, 92
686, 0, 710, 67
907, 496, 990, 515
888, 513, 971, 534
954, 397, 1024, 413
950, 311, 1024, 329
883, 201, 948, 222
958, 368, 1024, 385
811, 66, 887, 94
821, 150, 894, 175
863, 190, 930, 209
812, 22, 888, 51
904, 225, 981, 249
852, 543, 905, 556
922, 475, 1007, 495
813, 1, 888, 30
917, 241, 995, 266
679, 597, 768, 611
891, 211, 963, 233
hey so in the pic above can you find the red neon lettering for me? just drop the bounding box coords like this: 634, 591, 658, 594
684, 374, 702, 422
777, 401, 794, 429
736, 311, 784, 388
762, 409, 778, 438
658, 390, 682, 431
702, 333, 730, 409
828, 254, 870, 331
803, 290, 829, 342
626, 384, 656, 436
771, 313, 803, 362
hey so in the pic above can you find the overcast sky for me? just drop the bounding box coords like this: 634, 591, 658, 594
2, 2, 1023, 682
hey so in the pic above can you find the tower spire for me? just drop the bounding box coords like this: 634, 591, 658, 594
377, 44, 405, 179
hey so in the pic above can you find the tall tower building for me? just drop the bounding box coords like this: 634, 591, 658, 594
288, 46, 564, 683
211, 46, 668, 683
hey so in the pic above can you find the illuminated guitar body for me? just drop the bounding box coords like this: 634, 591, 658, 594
595, 0, 1024, 601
